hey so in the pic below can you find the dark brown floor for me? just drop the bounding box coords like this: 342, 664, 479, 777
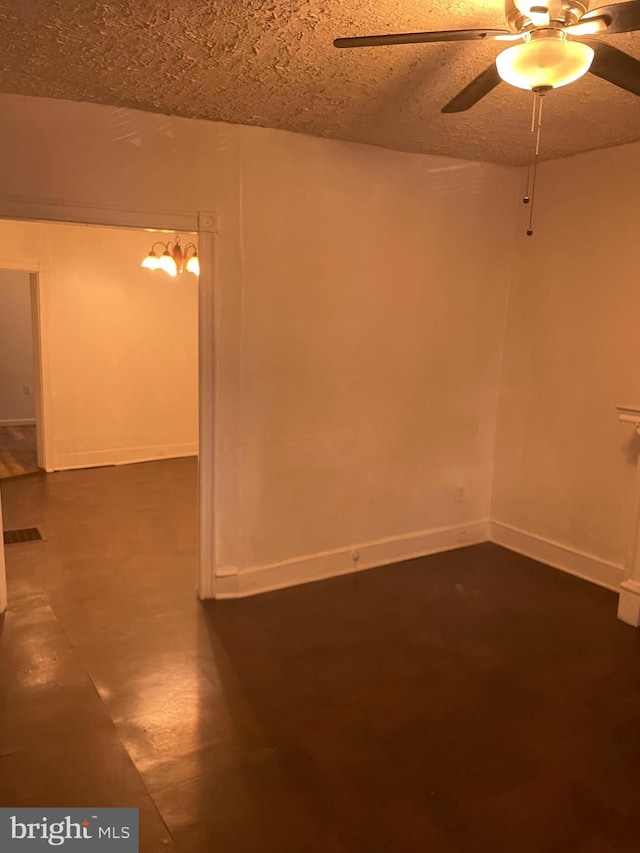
0, 424, 39, 479
1, 459, 640, 851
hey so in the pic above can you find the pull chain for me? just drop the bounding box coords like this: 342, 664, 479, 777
522, 86, 549, 237
523, 93, 538, 206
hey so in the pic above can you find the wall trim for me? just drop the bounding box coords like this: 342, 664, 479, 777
196, 215, 218, 600
0, 194, 199, 233
216, 518, 489, 598
219, 518, 627, 599
0, 418, 36, 427
489, 520, 625, 591
53, 443, 198, 472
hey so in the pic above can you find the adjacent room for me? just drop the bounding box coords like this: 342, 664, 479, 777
0, 0, 639, 850
0, 220, 199, 477
0, 269, 39, 479
0, 218, 200, 622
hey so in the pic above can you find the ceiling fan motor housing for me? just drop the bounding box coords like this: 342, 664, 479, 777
505, 0, 588, 31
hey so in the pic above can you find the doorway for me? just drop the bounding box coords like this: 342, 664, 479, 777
0, 267, 47, 478
0, 207, 218, 604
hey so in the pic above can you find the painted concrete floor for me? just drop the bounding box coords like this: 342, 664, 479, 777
1, 458, 640, 851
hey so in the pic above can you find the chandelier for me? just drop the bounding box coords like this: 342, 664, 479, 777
141, 235, 199, 277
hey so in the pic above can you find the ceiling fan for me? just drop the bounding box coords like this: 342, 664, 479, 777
333, 0, 640, 112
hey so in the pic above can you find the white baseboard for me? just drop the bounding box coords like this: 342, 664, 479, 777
0, 418, 36, 427
489, 520, 625, 591
53, 442, 198, 471
215, 517, 626, 600
215, 519, 490, 598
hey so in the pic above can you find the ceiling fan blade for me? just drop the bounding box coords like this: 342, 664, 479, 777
587, 41, 640, 97
333, 29, 510, 49
441, 65, 502, 113
581, 0, 640, 34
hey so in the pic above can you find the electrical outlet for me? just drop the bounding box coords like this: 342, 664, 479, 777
22, 384, 32, 396
454, 486, 465, 503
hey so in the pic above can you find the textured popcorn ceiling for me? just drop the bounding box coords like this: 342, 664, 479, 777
0, 0, 638, 164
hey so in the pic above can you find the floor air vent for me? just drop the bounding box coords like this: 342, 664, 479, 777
3, 527, 43, 545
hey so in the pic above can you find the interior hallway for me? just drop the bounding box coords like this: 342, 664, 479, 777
1, 459, 640, 851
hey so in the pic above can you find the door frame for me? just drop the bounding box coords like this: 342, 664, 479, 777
0, 202, 219, 606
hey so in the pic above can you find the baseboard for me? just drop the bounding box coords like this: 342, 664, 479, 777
53, 442, 198, 471
489, 520, 625, 591
0, 418, 36, 427
215, 519, 490, 598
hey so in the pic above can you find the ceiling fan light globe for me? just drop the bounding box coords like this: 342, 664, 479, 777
496, 38, 594, 90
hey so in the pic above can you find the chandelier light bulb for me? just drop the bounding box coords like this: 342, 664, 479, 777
157, 250, 178, 277
141, 252, 159, 271
185, 253, 200, 276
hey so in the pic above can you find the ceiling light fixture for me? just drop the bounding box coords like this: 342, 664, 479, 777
141, 235, 199, 278
494, 27, 594, 236
333, 0, 640, 235
495, 29, 594, 91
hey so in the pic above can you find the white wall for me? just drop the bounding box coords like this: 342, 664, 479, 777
0, 220, 199, 470
236, 130, 519, 588
0, 93, 520, 595
0, 270, 35, 424
492, 141, 640, 590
